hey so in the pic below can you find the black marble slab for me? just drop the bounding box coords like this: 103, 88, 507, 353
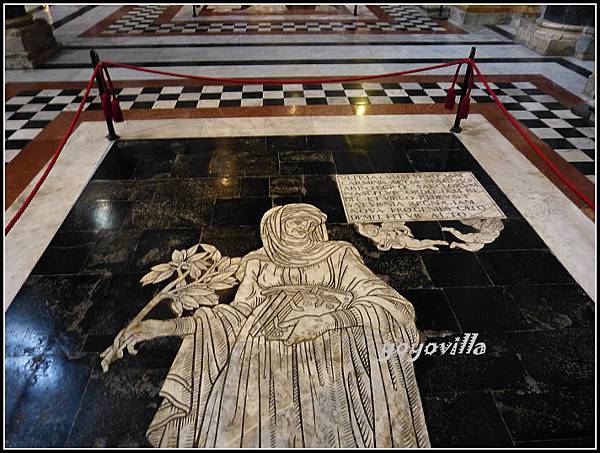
5, 133, 594, 447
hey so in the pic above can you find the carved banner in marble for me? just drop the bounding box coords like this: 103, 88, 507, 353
336, 172, 505, 251
336, 172, 506, 223
101, 203, 430, 448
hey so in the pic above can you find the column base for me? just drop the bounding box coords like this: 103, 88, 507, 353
515, 18, 585, 56
449, 5, 539, 26
5, 15, 62, 69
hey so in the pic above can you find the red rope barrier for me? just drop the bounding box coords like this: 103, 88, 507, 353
100, 58, 471, 85
470, 61, 595, 211
5, 64, 103, 235
5, 57, 593, 235
5, 59, 468, 236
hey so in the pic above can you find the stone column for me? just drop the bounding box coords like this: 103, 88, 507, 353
5, 5, 62, 69
515, 6, 595, 57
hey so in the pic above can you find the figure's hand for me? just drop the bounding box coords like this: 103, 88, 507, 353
279, 314, 333, 345
100, 319, 176, 372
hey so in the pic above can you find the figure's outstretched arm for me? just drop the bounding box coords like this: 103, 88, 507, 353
278, 306, 364, 345
100, 317, 197, 371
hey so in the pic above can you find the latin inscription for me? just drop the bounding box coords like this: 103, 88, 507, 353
336, 172, 506, 222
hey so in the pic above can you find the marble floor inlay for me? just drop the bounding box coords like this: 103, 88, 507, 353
99, 203, 430, 448
337, 171, 506, 222
5, 115, 595, 446
4, 4, 596, 448
338, 171, 507, 251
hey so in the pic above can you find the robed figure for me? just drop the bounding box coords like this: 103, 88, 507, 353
107, 204, 430, 448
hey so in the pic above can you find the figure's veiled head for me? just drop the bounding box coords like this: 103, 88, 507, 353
258, 203, 342, 267
261, 203, 328, 247
284, 216, 314, 239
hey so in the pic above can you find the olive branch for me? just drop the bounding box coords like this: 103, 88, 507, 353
100, 243, 241, 370
140, 242, 241, 317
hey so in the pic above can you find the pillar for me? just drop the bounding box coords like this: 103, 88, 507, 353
5, 5, 62, 69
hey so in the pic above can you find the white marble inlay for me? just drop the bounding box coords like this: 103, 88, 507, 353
99, 204, 430, 447
336, 172, 505, 223
5, 114, 595, 310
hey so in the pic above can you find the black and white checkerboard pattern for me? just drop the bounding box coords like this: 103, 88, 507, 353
105, 5, 167, 34
380, 5, 446, 31
104, 4, 446, 34
5, 82, 595, 183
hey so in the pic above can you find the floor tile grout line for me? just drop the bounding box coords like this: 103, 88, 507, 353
64, 371, 94, 447
438, 287, 465, 334
487, 388, 517, 447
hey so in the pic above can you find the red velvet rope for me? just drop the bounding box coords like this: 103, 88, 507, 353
470, 61, 594, 210
5, 59, 469, 235
450, 62, 463, 89
5, 58, 594, 235
100, 58, 471, 85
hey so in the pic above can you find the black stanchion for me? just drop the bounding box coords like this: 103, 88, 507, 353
90, 49, 119, 140
431, 5, 449, 20
450, 46, 476, 134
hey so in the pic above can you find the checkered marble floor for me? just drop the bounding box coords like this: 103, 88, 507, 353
104, 4, 446, 34
380, 5, 446, 31
5, 81, 595, 183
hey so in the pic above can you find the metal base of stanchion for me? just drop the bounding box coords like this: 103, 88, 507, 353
450, 126, 462, 134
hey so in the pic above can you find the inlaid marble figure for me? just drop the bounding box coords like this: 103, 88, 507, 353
101, 203, 430, 448
357, 221, 449, 251
442, 218, 504, 251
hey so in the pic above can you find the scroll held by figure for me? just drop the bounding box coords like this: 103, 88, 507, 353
101, 203, 430, 448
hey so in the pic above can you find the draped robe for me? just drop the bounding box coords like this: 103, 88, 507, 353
146, 243, 430, 448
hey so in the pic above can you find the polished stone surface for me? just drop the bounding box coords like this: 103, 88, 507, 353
5, 132, 594, 447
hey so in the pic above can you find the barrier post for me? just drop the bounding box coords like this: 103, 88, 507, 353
450, 46, 476, 134
90, 50, 119, 140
